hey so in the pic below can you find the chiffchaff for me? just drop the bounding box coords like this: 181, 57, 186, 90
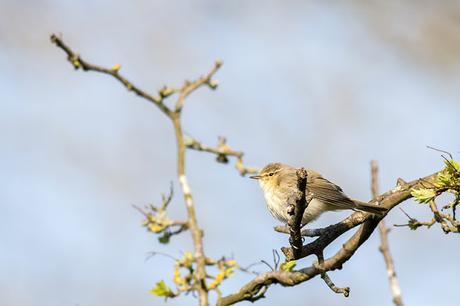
250, 163, 386, 225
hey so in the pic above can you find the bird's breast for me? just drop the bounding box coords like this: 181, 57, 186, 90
262, 186, 330, 224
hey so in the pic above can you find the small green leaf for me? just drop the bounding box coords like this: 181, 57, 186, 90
436, 172, 452, 187
150, 280, 175, 298
411, 188, 436, 203
224, 267, 235, 277
280, 260, 297, 272
444, 159, 460, 175
158, 233, 170, 244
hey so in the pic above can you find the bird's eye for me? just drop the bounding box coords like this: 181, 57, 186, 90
269, 172, 274, 176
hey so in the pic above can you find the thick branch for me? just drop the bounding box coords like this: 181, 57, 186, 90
282, 210, 370, 261
371, 161, 404, 306
217, 171, 439, 305
286, 168, 309, 258
274, 225, 325, 237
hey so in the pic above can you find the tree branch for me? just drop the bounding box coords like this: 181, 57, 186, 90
371, 160, 404, 306
50, 34, 172, 116
50, 34, 224, 306
217, 171, 439, 306
286, 168, 310, 259
185, 136, 258, 176
52, 33, 452, 306
175, 61, 222, 112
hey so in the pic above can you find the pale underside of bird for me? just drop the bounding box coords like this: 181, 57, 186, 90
251, 163, 386, 225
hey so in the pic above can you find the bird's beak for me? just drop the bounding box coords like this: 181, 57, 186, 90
249, 175, 261, 179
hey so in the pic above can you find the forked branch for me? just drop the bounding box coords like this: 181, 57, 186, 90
217, 171, 438, 306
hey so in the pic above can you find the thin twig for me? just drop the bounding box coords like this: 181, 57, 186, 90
175, 60, 222, 112
428, 200, 459, 233
426, 145, 453, 160
321, 272, 350, 297
395, 200, 460, 233
371, 160, 404, 306
315, 251, 349, 296
50, 34, 172, 116
185, 136, 258, 176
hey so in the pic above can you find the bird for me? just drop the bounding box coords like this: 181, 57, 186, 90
250, 163, 386, 225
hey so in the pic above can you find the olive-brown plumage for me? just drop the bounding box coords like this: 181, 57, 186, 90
250, 163, 386, 225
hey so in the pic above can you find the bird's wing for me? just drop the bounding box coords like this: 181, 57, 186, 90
307, 171, 357, 210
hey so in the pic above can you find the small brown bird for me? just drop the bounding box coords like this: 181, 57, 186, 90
250, 163, 386, 225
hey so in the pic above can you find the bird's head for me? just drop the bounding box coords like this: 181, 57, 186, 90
250, 163, 287, 190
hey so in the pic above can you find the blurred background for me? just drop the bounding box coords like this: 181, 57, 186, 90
1, 1, 460, 305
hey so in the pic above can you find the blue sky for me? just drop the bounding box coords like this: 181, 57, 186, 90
1, 1, 459, 306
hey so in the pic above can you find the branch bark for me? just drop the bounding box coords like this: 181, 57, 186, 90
286, 168, 309, 259
371, 161, 404, 306
185, 136, 258, 176
173, 114, 209, 305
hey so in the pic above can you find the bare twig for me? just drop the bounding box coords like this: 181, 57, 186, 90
428, 200, 459, 233
394, 195, 460, 233
175, 60, 222, 112
146, 251, 178, 262
50, 34, 172, 116
371, 160, 404, 306
185, 136, 258, 176
426, 145, 453, 160
321, 272, 350, 297
315, 251, 349, 297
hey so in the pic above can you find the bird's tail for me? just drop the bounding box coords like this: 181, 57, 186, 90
353, 200, 387, 216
